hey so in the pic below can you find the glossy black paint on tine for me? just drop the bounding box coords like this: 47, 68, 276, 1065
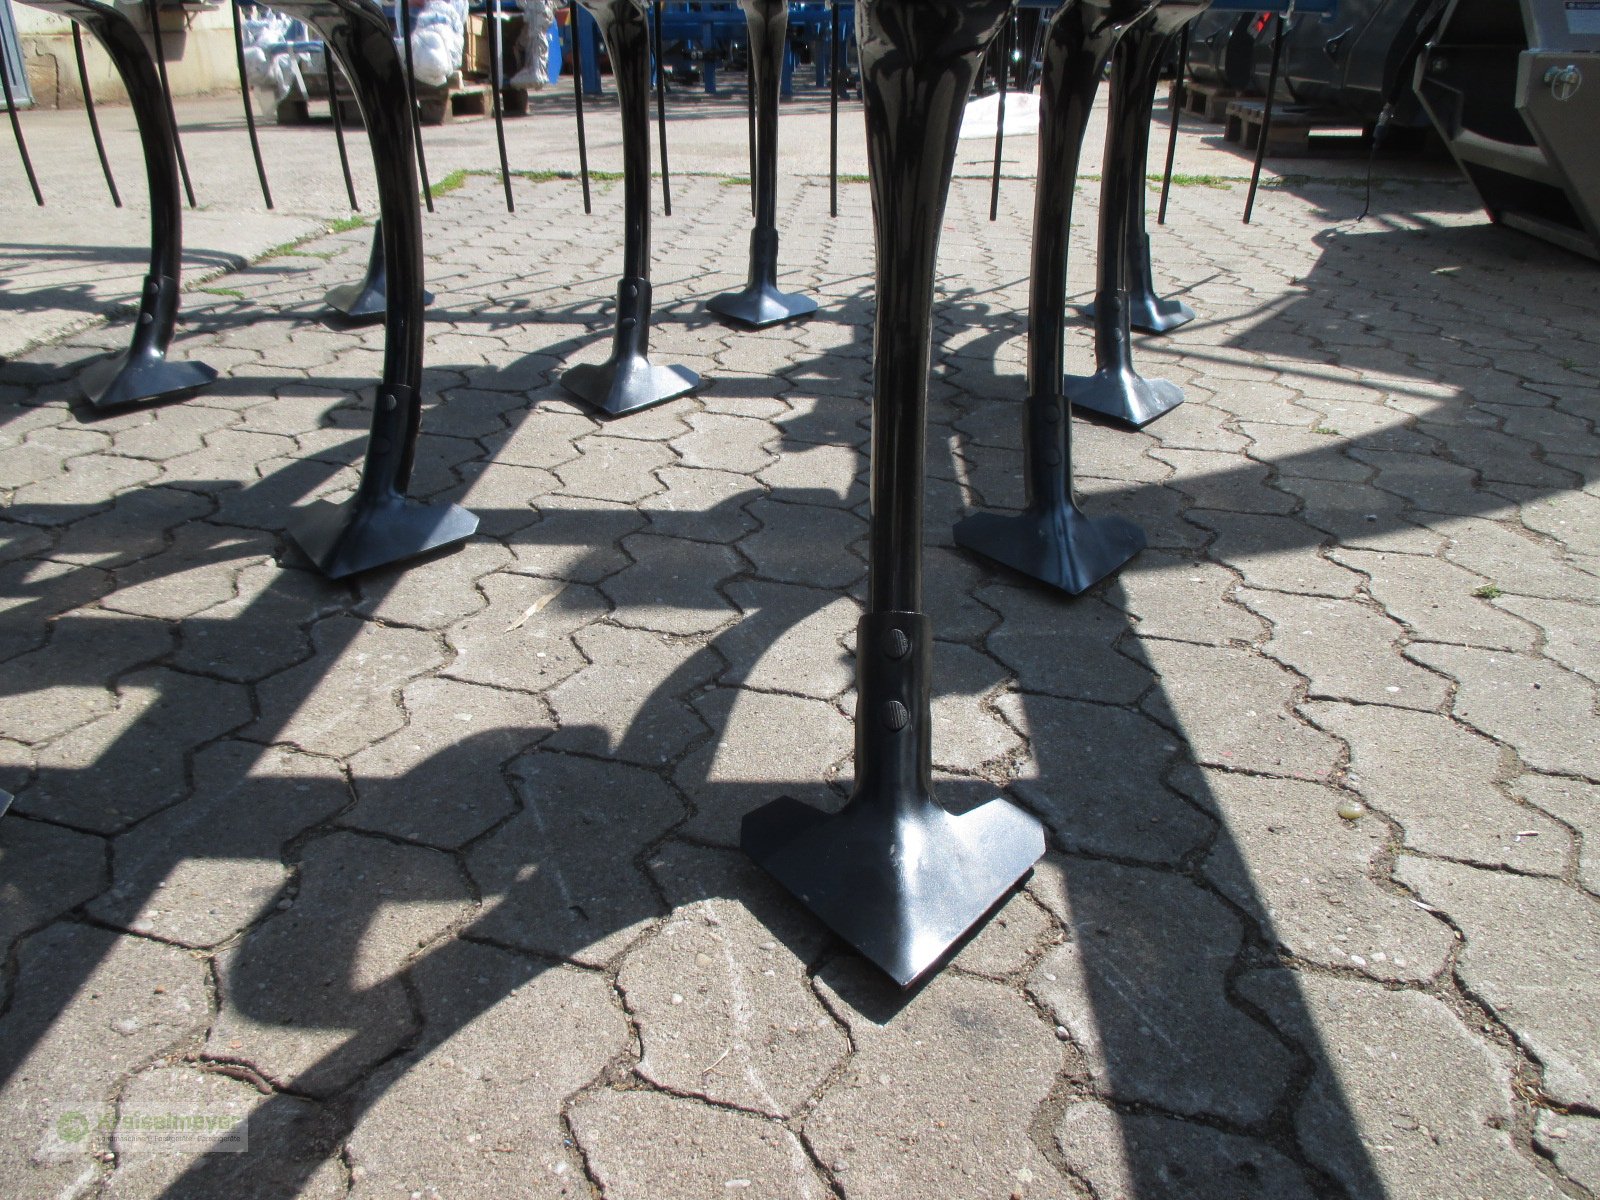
1244, 9, 1284, 224
44, 0, 218, 408
1157, 21, 1187, 225
989, 7, 1011, 222
327, 51, 360, 210
743, 0, 1044, 989
828, 0, 839, 216
74, 21, 122, 206
277, 0, 476, 576
396, 0, 433, 211
560, 0, 698, 415
652, 0, 671, 215
2, 16, 45, 204
142, 0, 196, 206
489, 0, 515, 212
705, 0, 819, 328
746, 42, 756, 214
570, 0, 592, 213
229, 0, 273, 209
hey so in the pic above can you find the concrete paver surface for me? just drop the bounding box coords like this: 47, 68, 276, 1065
0, 69, 1595, 1200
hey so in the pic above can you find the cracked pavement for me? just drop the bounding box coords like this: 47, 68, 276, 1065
1, 82, 1598, 1200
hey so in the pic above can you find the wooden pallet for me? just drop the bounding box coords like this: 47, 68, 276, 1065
415, 75, 531, 125
1223, 100, 1347, 156
1175, 80, 1250, 123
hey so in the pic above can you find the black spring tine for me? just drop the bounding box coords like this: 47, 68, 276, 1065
73, 22, 121, 206
652, 0, 671, 215
397, 0, 434, 211
570, 0, 592, 212
143, 0, 197, 206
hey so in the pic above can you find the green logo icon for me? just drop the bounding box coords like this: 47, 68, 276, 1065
56, 1111, 90, 1143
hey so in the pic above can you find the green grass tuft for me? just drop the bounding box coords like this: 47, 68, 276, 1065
1473, 584, 1504, 600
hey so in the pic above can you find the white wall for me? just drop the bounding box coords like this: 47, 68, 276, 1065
17, 2, 240, 106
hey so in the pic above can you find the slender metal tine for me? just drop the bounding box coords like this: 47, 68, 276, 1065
828, 0, 839, 217
141, 0, 196, 206
746, 38, 756, 214
988, 7, 1011, 221
569, 0, 592, 212
0, 38, 42, 205
229, 0, 273, 208
652, 0, 671, 215
1244, 7, 1286, 224
489, 0, 515, 211
397, 0, 434, 210
74, 22, 122, 206
327, 51, 359, 210
1157, 21, 1187, 225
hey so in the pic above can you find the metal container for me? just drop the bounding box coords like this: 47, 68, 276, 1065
1418, 0, 1600, 257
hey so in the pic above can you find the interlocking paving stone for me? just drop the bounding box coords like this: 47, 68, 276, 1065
623, 843, 846, 1116
1237, 421, 1373, 482
1396, 857, 1600, 1108
637, 464, 762, 543
981, 585, 1152, 704
545, 624, 716, 764
1000, 693, 1213, 864
23, 667, 252, 832
466, 750, 681, 966
717, 580, 858, 700
171, 560, 349, 683
1055, 1101, 1317, 1199
505, 493, 645, 583
103, 1065, 347, 1199
1239, 969, 1564, 1200
354, 541, 510, 630
100, 523, 276, 621
554, 435, 673, 504
0, 610, 174, 746
1277, 476, 1446, 556
572, 1089, 831, 1200
1239, 588, 1452, 710
251, 617, 446, 758
1188, 509, 1361, 597
344, 676, 545, 846
1493, 593, 1600, 684
1193, 769, 1455, 981
0, 923, 210, 1193
810, 960, 1068, 1198
674, 687, 852, 847
1028, 856, 1295, 1125
5, 139, 1599, 1199
89, 741, 347, 946
1440, 518, 1599, 603
443, 575, 608, 694
1407, 644, 1599, 779
1139, 639, 1341, 780
1150, 449, 1298, 515
1111, 553, 1265, 646
0, 816, 106, 957
738, 497, 866, 588
1535, 1112, 1600, 1195
1330, 546, 1540, 651
929, 639, 1019, 774
1308, 701, 1567, 873
0, 557, 111, 663
672, 411, 780, 474
346, 944, 626, 1199
1509, 774, 1600, 893
45, 484, 214, 569
756, 439, 866, 506
208, 831, 470, 1096
601, 533, 742, 635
